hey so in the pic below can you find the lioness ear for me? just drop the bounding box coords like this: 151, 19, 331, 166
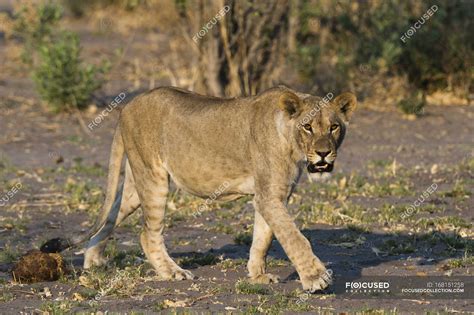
278, 92, 302, 118
332, 92, 357, 122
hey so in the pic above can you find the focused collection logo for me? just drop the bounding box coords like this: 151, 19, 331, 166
345, 281, 390, 293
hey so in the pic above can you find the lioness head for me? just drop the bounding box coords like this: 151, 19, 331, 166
279, 91, 357, 174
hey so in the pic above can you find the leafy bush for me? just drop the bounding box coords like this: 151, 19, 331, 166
397, 0, 473, 94
397, 90, 425, 116
62, 0, 142, 17
32, 31, 108, 112
296, 0, 472, 99
13, 2, 63, 64
13, 2, 109, 112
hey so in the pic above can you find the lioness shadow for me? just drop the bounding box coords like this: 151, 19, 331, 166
174, 227, 471, 281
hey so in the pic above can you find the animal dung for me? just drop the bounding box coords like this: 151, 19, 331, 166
11, 250, 67, 283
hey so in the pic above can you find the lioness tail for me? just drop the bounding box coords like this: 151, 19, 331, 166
41, 125, 125, 253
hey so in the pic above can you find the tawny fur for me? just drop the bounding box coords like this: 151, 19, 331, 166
83, 86, 357, 292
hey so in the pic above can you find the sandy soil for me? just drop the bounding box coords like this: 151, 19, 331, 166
0, 8, 473, 315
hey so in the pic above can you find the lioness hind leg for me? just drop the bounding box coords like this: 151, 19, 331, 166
134, 165, 194, 281
84, 161, 140, 268
247, 209, 280, 284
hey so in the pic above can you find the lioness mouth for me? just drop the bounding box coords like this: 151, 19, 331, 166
307, 161, 334, 173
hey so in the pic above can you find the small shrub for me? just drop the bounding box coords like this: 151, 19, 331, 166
235, 279, 270, 295
441, 180, 471, 199
33, 31, 109, 111
397, 90, 425, 116
445, 253, 474, 269
380, 239, 415, 255
178, 253, 220, 268
13, 2, 63, 64
62, 0, 142, 17
40, 301, 75, 314
13, 2, 109, 112
0, 246, 19, 264
234, 232, 252, 246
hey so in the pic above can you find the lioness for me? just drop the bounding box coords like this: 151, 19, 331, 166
45, 86, 356, 292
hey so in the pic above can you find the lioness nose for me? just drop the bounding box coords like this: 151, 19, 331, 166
316, 150, 330, 158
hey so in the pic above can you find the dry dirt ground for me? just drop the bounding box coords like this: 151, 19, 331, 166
0, 12, 473, 315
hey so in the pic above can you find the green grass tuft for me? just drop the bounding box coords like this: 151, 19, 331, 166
235, 279, 270, 295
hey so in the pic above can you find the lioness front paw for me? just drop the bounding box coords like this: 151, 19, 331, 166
301, 268, 332, 293
158, 267, 196, 281
172, 268, 196, 280
248, 273, 280, 284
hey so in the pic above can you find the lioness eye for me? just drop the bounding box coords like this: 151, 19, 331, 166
331, 124, 339, 131
303, 124, 312, 132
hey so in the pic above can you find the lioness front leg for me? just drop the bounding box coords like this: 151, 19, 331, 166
247, 209, 280, 284
254, 196, 331, 292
